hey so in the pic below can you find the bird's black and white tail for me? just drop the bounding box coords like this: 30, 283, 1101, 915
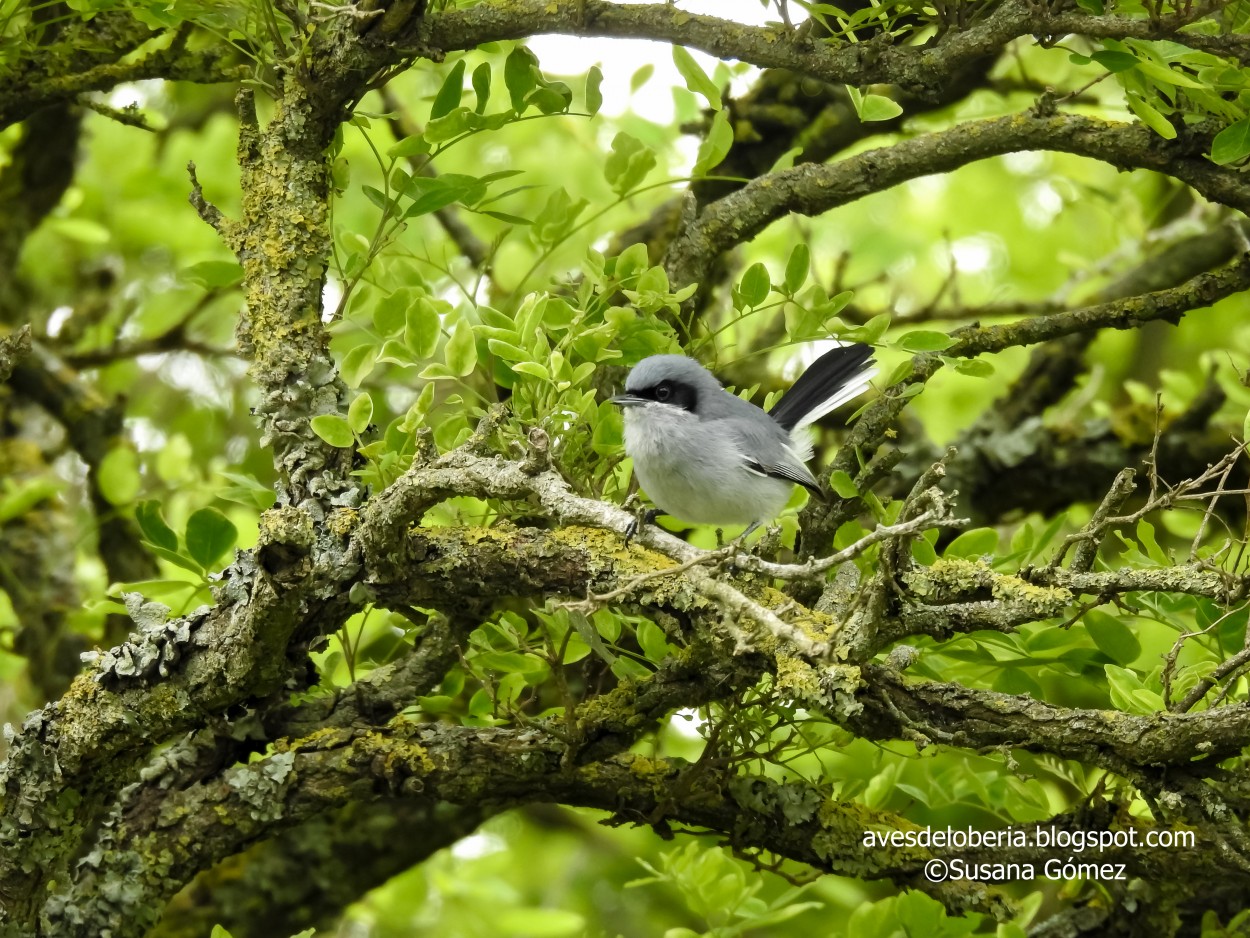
767, 343, 876, 432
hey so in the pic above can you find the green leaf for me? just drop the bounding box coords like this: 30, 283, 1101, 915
98, 447, 141, 506
486, 339, 530, 362
431, 60, 466, 121
630, 63, 654, 93
185, 507, 238, 570
445, 317, 479, 376
136, 500, 179, 552
528, 83, 572, 115
911, 535, 938, 565
463, 686, 493, 720
116, 578, 200, 603
378, 339, 416, 367
362, 185, 392, 212
1212, 118, 1250, 165
1124, 47, 1204, 90
1126, 92, 1177, 139
422, 109, 471, 143
585, 65, 604, 116
954, 358, 994, 378
944, 527, 998, 559
829, 470, 859, 499
1090, 50, 1139, 72
340, 343, 378, 388
1136, 518, 1168, 564
842, 312, 891, 345
784, 243, 810, 294
858, 94, 903, 122
611, 656, 652, 681
180, 260, 244, 289
1105, 663, 1161, 713
504, 46, 539, 112
897, 330, 955, 352
342, 251, 367, 280
387, 135, 430, 159
310, 414, 355, 448
604, 133, 658, 196
403, 176, 477, 217
405, 297, 441, 359
671, 45, 721, 110
147, 544, 206, 576
512, 361, 550, 380
471, 62, 491, 114
347, 392, 374, 435
737, 262, 771, 308
692, 109, 732, 176
884, 359, 914, 387
533, 188, 590, 244
218, 471, 277, 510
636, 620, 670, 663
1085, 610, 1141, 665
480, 210, 532, 225
416, 694, 456, 714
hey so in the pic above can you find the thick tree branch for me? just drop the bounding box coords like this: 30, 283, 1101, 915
151, 798, 487, 938
849, 664, 1250, 772
0, 24, 243, 130
0, 550, 357, 920
420, 1, 1242, 95
663, 113, 1250, 288
66, 717, 1247, 938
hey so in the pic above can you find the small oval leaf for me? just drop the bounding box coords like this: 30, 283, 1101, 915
185, 507, 238, 570
347, 392, 374, 435
136, 500, 179, 552
310, 414, 355, 448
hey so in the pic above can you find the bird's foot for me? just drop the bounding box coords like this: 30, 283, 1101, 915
624, 508, 660, 546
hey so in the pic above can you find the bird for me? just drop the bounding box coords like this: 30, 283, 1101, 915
612, 343, 876, 536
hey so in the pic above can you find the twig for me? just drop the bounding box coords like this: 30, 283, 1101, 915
735, 509, 963, 580
1169, 601, 1250, 712
1188, 443, 1246, 562
80, 98, 157, 131
1051, 468, 1137, 571
186, 162, 241, 250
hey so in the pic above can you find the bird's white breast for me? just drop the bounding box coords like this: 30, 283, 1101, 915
622, 405, 794, 526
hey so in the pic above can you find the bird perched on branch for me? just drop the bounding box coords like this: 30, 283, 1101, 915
612, 343, 876, 536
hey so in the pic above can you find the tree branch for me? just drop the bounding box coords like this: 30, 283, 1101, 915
419, 1, 1241, 97
663, 113, 1250, 288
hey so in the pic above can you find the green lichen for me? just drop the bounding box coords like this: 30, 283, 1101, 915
774, 655, 822, 701
259, 505, 316, 548
906, 557, 1072, 614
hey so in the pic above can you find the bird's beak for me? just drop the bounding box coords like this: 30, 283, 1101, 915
610, 394, 647, 408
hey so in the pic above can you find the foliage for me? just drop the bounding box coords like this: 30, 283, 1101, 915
2, 0, 1250, 937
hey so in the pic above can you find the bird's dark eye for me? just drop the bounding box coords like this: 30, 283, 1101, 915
654, 383, 672, 402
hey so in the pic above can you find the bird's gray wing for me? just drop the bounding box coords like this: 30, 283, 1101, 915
723, 418, 823, 498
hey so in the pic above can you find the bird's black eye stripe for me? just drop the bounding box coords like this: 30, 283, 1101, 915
631, 379, 698, 412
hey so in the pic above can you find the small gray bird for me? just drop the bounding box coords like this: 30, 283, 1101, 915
612, 343, 875, 533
